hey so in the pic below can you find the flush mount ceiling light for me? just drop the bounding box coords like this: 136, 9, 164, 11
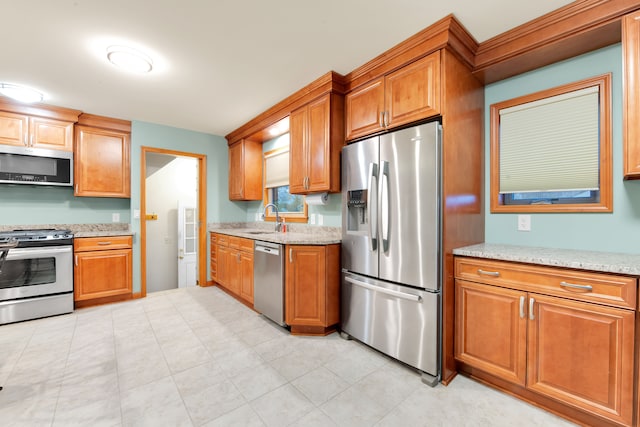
0, 83, 44, 103
106, 45, 153, 73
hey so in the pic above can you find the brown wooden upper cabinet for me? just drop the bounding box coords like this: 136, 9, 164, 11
345, 52, 441, 141
623, 10, 640, 179
74, 114, 131, 198
0, 103, 79, 151
289, 93, 344, 194
228, 138, 262, 200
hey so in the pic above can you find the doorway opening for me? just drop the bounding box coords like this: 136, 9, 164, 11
141, 147, 207, 296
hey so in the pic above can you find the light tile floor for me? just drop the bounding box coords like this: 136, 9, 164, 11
0, 286, 577, 426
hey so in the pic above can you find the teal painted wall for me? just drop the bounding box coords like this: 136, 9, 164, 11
131, 121, 248, 292
485, 44, 640, 254
0, 183, 130, 225
245, 133, 342, 227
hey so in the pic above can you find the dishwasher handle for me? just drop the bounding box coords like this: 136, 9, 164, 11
255, 245, 280, 256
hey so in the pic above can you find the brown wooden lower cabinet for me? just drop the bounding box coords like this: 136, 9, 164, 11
210, 233, 254, 306
455, 257, 636, 427
74, 236, 132, 307
285, 244, 340, 336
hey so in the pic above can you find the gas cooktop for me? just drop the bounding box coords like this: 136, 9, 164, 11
0, 229, 73, 247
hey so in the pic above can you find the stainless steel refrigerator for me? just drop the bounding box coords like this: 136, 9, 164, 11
341, 121, 441, 386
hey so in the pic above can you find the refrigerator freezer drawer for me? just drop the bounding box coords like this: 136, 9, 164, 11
341, 272, 440, 378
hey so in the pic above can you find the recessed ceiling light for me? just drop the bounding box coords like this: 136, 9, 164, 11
106, 45, 153, 73
0, 83, 44, 103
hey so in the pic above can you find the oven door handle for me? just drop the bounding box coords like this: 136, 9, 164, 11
6, 246, 73, 260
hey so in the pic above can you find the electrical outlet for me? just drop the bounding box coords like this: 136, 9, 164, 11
517, 215, 531, 232
310, 214, 316, 225
112, 213, 120, 223
318, 214, 323, 225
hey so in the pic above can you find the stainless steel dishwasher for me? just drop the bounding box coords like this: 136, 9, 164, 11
253, 240, 286, 326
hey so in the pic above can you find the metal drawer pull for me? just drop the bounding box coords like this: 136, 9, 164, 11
519, 296, 525, 319
345, 276, 422, 302
529, 297, 535, 320
97, 241, 112, 246
560, 281, 593, 292
477, 269, 500, 277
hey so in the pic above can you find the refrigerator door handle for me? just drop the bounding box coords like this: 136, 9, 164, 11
367, 162, 378, 251
344, 276, 422, 302
380, 160, 390, 253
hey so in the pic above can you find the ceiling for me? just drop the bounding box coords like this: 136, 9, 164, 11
2, 0, 574, 138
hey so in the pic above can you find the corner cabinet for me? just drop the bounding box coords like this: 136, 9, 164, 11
74, 114, 131, 198
623, 10, 640, 179
74, 236, 133, 307
289, 93, 344, 194
228, 139, 263, 200
285, 244, 340, 335
345, 52, 440, 141
454, 257, 636, 427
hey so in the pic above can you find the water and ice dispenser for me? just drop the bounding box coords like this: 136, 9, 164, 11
346, 189, 368, 232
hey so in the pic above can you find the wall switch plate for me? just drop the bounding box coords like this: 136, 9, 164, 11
112, 213, 120, 223
255, 213, 260, 221
318, 214, 323, 225
133, 209, 140, 219
310, 214, 316, 225
517, 214, 531, 231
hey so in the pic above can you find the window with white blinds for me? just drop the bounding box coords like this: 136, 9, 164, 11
490, 74, 612, 213
264, 149, 289, 188
499, 86, 599, 194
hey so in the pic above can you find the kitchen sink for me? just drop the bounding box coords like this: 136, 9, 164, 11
245, 230, 274, 235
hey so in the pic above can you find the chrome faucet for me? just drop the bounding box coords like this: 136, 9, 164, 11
262, 203, 282, 232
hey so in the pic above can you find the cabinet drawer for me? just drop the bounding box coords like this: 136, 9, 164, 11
455, 257, 637, 310
217, 234, 228, 246
239, 237, 254, 252
228, 236, 241, 249
74, 235, 132, 252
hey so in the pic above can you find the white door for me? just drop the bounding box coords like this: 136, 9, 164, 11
178, 201, 198, 288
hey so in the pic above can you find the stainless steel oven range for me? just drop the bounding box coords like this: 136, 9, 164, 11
0, 229, 74, 325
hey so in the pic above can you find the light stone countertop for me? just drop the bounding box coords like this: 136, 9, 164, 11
453, 243, 640, 276
0, 224, 133, 238
209, 222, 341, 245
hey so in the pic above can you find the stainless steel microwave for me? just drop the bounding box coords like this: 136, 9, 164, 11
0, 145, 73, 186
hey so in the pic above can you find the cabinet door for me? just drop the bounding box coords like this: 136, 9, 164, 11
623, 11, 640, 178
0, 111, 28, 146
74, 125, 130, 197
227, 248, 241, 295
228, 139, 263, 200
30, 117, 74, 151
239, 250, 254, 304
307, 95, 331, 192
345, 77, 385, 141
228, 142, 244, 199
217, 245, 229, 287
289, 106, 307, 194
385, 52, 440, 130
74, 249, 132, 301
285, 245, 326, 326
455, 279, 527, 386
527, 293, 634, 426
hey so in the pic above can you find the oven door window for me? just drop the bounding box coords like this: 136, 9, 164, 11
0, 258, 56, 289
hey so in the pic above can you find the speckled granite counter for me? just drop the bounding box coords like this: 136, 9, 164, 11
208, 222, 341, 245
453, 243, 640, 276
0, 224, 133, 238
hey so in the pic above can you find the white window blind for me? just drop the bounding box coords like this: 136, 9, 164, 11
264, 149, 289, 188
499, 86, 600, 194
